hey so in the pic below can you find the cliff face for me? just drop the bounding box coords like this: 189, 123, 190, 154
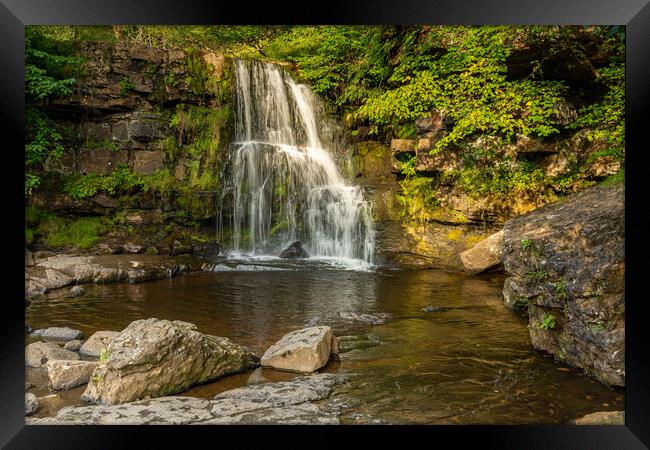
26, 41, 233, 256
501, 183, 625, 386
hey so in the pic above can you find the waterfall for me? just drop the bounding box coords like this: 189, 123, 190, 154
219, 59, 375, 264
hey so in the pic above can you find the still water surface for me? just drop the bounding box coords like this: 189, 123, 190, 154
25, 262, 623, 424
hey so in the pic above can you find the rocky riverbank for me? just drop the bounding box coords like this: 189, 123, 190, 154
25, 252, 204, 299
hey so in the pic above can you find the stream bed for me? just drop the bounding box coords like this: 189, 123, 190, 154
25, 261, 623, 424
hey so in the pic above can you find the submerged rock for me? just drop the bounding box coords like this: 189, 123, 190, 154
421, 306, 448, 313
29, 374, 345, 425
25, 393, 39, 416
46, 360, 99, 391
573, 411, 624, 425
261, 326, 338, 373
31, 326, 83, 341
279, 241, 310, 259
459, 229, 504, 274
25, 341, 80, 368
79, 331, 120, 357
338, 311, 391, 325
70, 285, 86, 297
502, 183, 625, 386
81, 318, 259, 405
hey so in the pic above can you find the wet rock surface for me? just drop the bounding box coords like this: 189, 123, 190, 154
279, 241, 310, 259
261, 326, 337, 373
81, 319, 259, 405
338, 312, 391, 325
502, 184, 625, 386
29, 374, 346, 425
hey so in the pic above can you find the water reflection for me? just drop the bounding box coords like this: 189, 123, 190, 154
25, 267, 623, 424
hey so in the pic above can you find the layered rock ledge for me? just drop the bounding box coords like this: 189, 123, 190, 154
29, 374, 346, 425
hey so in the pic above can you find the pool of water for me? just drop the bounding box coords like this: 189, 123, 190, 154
25, 262, 623, 424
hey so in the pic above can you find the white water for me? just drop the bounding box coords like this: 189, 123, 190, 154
219, 60, 375, 266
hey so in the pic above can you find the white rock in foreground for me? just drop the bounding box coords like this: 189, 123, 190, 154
46, 360, 99, 391
30, 326, 83, 341
25, 393, 39, 416
28, 374, 346, 425
81, 318, 259, 405
261, 326, 338, 373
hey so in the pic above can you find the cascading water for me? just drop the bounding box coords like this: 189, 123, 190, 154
219, 60, 375, 265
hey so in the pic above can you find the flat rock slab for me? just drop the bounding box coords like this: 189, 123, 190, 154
29, 374, 346, 425
82, 318, 259, 405
261, 326, 337, 373
79, 331, 120, 357
25, 341, 80, 368
46, 360, 99, 391
573, 411, 624, 425
25, 254, 200, 298
31, 327, 83, 341
338, 312, 391, 325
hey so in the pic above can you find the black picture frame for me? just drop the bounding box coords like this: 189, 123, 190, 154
2, 1, 649, 447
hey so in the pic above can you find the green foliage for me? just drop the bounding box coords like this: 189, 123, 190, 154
526, 270, 549, 282
538, 313, 557, 330
396, 176, 441, 223
119, 77, 135, 95
553, 279, 568, 299
64, 165, 178, 199
38, 216, 103, 249
99, 348, 111, 363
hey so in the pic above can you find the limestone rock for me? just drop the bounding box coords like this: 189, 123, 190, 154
30, 374, 345, 425
64, 340, 83, 351
390, 139, 416, 154
46, 360, 99, 391
279, 241, 309, 259
79, 331, 121, 357
502, 183, 624, 386
25, 393, 39, 416
459, 229, 504, 274
31, 326, 84, 341
261, 326, 336, 373
81, 318, 259, 405
25, 341, 80, 368
573, 411, 624, 425
122, 243, 143, 254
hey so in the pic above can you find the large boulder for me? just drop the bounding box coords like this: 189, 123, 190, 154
30, 326, 83, 341
29, 374, 346, 425
79, 331, 121, 357
459, 229, 504, 274
25, 341, 80, 368
261, 326, 338, 373
81, 319, 259, 405
46, 360, 99, 391
279, 241, 309, 259
501, 183, 624, 386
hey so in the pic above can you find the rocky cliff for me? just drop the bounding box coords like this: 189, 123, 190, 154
501, 183, 624, 386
